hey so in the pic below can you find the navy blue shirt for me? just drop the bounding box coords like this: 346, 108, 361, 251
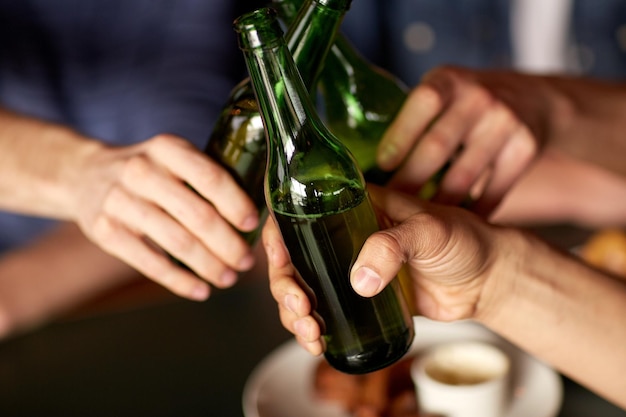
0, 0, 261, 251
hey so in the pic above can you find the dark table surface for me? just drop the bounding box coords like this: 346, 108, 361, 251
0, 225, 624, 417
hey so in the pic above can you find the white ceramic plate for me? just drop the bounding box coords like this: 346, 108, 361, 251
243, 317, 563, 417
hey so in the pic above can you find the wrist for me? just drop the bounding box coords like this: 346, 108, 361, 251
539, 75, 577, 152
0, 109, 97, 218
58, 130, 105, 220
38, 125, 105, 220
472, 226, 530, 325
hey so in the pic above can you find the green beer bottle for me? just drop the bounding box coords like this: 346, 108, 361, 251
271, 0, 404, 184
203, 80, 266, 245
203, 0, 353, 246
318, 36, 409, 185
274, 0, 446, 196
235, 7, 415, 374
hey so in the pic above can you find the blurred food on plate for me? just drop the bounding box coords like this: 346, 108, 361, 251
313, 356, 431, 417
580, 229, 626, 278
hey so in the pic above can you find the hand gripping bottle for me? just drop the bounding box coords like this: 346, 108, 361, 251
274, 0, 446, 195
236, 7, 414, 374
203, 0, 354, 245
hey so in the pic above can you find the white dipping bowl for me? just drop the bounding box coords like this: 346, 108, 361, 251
411, 341, 511, 417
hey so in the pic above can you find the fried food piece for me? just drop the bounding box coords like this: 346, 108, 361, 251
313, 357, 419, 417
580, 229, 626, 279
314, 360, 363, 411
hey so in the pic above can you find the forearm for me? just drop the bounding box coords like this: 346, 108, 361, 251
0, 108, 102, 219
0, 222, 140, 338
477, 228, 626, 409
489, 74, 626, 227
492, 150, 626, 227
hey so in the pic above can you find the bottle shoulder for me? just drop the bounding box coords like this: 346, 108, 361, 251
228, 78, 257, 104
271, 176, 367, 217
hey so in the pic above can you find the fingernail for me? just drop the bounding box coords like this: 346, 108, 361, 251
294, 318, 310, 339
191, 284, 210, 301
241, 214, 259, 231
285, 293, 299, 314
220, 269, 238, 287
378, 143, 398, 166
238, 253, 255, 270
352, 266, 382, 295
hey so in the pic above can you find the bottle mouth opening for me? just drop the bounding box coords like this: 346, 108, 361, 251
316, 0, 352, 11
234, 8, 284, 50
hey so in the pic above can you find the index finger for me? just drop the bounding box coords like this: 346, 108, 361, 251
351, 187, 426, 298
263, 218, 317, 329
377, 84, 444, 172
146, 134, 259, 232
262, 218, 310, 307
368, 185, 426, 224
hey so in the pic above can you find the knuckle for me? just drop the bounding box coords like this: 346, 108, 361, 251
121, 154, 152, 184
269, 272, 297, 300
492, 102, 523, 134
200, 165, 228, 189
426, 64, 457, 80
269, 275, 287, 299
145, 134, 193, 162
304, 316, 321, 340
188, 201, 218, 226
514, 130, 539, 157
495, 101, 515, 120
149, 133, 184, 150
90, 214, 121, 246
415, 84, 443, 109
278, 307, 295, 329
424, 128, 456, 156
405, 211, 450, 248
165, 229, 197, 255
448, 165, 478, 191
368, 230, 406, 262
468, 86, 495, 109
142, 256, 171, 279
191, 261, 222, 282
101, 184, 128, 213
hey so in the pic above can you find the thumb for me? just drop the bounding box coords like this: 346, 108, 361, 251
350, 186, 429, 297
350, 228, 407, 298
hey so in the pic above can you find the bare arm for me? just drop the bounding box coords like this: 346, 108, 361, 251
0, 108, 259, 299
0, 108, 97, 218
363, 189, 626, 408
0, 222, 139, 339
492, 149, 626, 227
265, 186, 626, 409
477, 226, 626, 408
